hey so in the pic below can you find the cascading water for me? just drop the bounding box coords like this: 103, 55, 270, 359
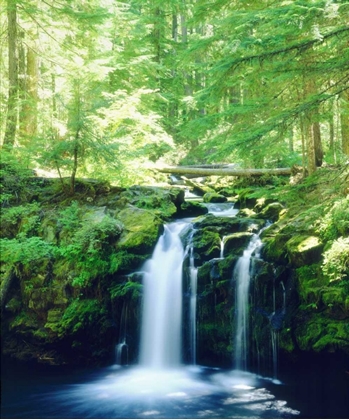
233, 232, 264, 371
139, 221, 188, 368
189, 242, 198, 365
115, 303, 128, 365
220, 235, 226, 259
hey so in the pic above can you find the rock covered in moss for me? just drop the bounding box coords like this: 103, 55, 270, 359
179, 201, 208, 217
286, 235, 323, 267
257, 202, 285, 222
203, 192, 227, 203
116, 205, 163, 255
223, 232, 254, 256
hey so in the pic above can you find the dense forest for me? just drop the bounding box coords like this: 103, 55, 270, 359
1, 0, 349, 183
1, 1, 349, 418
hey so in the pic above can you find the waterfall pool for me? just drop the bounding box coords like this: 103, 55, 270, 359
2, 362, 301, 419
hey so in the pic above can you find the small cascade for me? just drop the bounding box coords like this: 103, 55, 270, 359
189, 242, 198, 365
270, 280, 286, 379
204, 202, 239, 217
139, 222, 188, 368
233, 233, 263, 371
115, 303, 128, 365
115, 341, 128, 365
220, 236, 226, 259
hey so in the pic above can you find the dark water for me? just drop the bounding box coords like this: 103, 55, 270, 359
1, 354, 349, 419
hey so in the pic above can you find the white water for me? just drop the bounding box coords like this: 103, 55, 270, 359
204, 202, 239, 217
234, 234, 263, 371
115, 303, 128, 365
220, 235, 226, 259
139, 222, 188, 368
189, 243, 198, 365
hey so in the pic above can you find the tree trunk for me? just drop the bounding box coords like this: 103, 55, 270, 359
157, 166, 291, 177
3, 0, 18, 147
340, 90, 349, 157
23, 47, 38, 140
313, 121, 323, 167
307, 120, 317, 175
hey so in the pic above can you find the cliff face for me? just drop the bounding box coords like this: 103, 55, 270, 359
1, 164, 348, 368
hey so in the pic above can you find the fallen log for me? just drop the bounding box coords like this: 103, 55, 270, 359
158, 166, 292, 177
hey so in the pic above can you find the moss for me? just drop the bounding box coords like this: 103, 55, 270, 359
295, 314, 349, 354
262, 234, 291, 264
192, 229, 221, 263
286, 235, 323, 267
203, 192, 227, 203
257, 202, 284, 222
116, 205, 162, 254
223, 232, 253, 256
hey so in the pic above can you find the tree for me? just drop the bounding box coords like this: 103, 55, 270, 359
3, 0, 18, 147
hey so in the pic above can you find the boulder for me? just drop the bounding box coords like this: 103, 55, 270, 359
179, 201, 208, 218
203, 192, 227, 203
257, 202, 285, 221
286, 235, 323, 267
223, 232, 254, 257
116, 205, 163, 255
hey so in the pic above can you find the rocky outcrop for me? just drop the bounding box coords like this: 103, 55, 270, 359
0, 172, 185, 365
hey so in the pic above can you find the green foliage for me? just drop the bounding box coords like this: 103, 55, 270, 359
57, 215, 122, 286
0, 236, 54, 266
317, 199, 349, 241
57, 201, 82, 230
109, 280, 143, 300
52, 298, 108, 336
1, 202, 40, 227
322, 237, 349, 283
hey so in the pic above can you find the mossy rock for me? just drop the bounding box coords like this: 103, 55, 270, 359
236, 208, 257, 218
295, 315, 349, 354
286, 235, 323, 267
321, 288, 348, 320
262, 234, 291, 264
193, 214, 264, 235
235, 190, 258, 208
253, 197, 276, 212
192, 230, 221, 264
257, 202, 284, 222
223, 232, 254, 257
116, 205, 163, 254
179, 201, 208, 217
119, 186, 184, 219
203, 192, 227, 203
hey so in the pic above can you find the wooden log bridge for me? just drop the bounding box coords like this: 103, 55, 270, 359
157, 166, 292, 177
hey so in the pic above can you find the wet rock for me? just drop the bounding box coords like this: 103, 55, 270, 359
203, 192, 227, 203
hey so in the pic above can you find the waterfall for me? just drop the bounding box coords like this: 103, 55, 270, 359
139, 222, 188, 368
233, 233, 263, 371
271, 280, 286, 379
115, 303, 128, 365
189, 243, 198, 365
220, 236, 226, 259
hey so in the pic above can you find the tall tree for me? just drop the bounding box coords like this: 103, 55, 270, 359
3, 0, 18, 147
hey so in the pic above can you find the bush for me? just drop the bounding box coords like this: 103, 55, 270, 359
318, 199, 349, 241
322, 237, 349, 283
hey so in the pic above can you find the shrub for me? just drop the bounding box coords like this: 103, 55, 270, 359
322, 237, 349, 283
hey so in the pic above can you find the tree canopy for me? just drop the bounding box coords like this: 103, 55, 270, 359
1, 0, 348, 188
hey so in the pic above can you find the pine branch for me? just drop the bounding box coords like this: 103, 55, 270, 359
227, 26, 349, 70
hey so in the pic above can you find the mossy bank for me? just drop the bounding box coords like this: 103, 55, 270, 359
1, 162, 348, 369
